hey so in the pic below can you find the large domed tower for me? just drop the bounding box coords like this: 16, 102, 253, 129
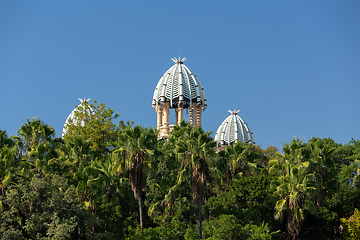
214, 110, 254, 150
152, 57, 207, 138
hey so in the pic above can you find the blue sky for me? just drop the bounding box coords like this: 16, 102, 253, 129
1, 0, 359, 150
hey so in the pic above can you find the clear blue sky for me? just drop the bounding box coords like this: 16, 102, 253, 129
1, 0, 359, 150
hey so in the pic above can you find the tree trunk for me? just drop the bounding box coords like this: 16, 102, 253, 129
287, 206, 300, 240
197, 201, 202, 239
139, 190, 143, 228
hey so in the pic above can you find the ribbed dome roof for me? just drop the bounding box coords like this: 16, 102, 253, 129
214, 110, 254, 146
152, 57, 207, 110
62, 98, 94, 137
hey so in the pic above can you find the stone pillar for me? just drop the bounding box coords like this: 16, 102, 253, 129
196, 105, 202, 127
162, 102, 170, 136
177, 107, 184, 124
190, 103, 196, 126
156, 107, 163, 130
189, 106, 193, 125
175, 108, 178, 124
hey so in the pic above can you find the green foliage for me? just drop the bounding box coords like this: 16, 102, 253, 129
126, 201, 195, 240
1, 112, 360, 239
15, 118, 58, 176
0, 131, 17, 193
64, 100, 126, 159
114, 125, 158, 228
166, 121, 216, 238
206, 171, 275, 225
202, 214, 276, 240
268, 138, 319, 238
313, 160, 360, 239
0, 174, 102, 239
341, 208, 360, 239
203, 214, 242, 239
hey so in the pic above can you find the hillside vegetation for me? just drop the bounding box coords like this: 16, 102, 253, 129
1, 102, 359, 239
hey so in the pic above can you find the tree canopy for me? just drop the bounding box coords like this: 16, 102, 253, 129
1, 103, 359, 239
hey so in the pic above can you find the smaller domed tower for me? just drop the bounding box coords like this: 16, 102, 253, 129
152, 57, 207, 138
62, 98, 94, 137
214, 110, 254, 150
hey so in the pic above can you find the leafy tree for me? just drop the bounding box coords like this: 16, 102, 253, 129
126, 199, 196, 240
341, 208, 360, 239
0, 174, 102, 239
264, 145, 279, 160
205, 171, 276, 229
202, 214, 274, 240
64, 100, 125, 159
203, 214, 242, 239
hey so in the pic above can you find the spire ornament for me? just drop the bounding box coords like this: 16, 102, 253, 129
228, 109, 240, 115
171, 57, 187, 64
78, 98, 91, 104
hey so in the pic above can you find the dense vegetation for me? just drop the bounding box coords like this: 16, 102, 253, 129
1, 101, 359, 239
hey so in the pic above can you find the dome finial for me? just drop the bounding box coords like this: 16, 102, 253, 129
171, 57, 187, 64
228, 109, 240, 115
78, 98, 91, 104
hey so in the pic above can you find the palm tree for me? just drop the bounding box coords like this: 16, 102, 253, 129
114, 125, 157, 228
306, 138, 338, 207
272, 160, 317, 239
84, 157, 124, 205
18, 118, 55, 151
58, 135, 93, 174
0, 131, 16, 198
225, 142, 257, 177
0, 130, 14, 148
16, 118, 57, 175
169, 121, 216, 239
268, 138, 317, 239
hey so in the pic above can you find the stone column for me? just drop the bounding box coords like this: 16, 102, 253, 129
189, 106, 193, 125
162, 102, 170, 136
177, 107, 184, 124
190, 103, 196, 126
156, 107, 163, 130
196, 105, 202, 127
175, 108, 178, 124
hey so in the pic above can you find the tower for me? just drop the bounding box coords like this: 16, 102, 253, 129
214, 110, 254, 150
152, 57, 207, 138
